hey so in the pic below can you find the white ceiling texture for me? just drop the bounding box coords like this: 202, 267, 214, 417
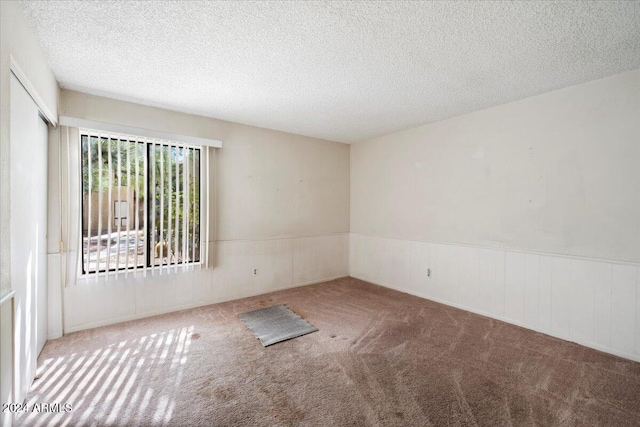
21, 1, 640, 143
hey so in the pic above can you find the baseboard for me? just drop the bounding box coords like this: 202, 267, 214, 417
63, 274, 349, 334
350, 273, 640, 363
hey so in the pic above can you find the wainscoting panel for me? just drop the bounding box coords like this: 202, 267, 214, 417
504, 252, 525, 324
593, 262, 613, 348
538, 256, 553, 332
64, 233, 349, 332
611, 264, 637, 354
551, 257, 572, 337
349, 233, 640, 362
570, 259, 595, 343
523, 254, 540, 328
46, 253, 63, 339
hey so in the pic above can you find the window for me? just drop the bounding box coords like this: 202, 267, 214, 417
81, 131, 201, 275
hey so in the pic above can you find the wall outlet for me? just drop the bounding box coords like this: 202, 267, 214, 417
427, 268, 431, 278
253, 268, 259, 276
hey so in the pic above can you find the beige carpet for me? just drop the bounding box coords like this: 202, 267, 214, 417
17, 277, 640, 426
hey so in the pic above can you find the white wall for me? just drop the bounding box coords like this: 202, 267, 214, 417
352, 69, 640, 263
216, 124, 349, 240
350, 69, 640, 361
57, 90, 350, 332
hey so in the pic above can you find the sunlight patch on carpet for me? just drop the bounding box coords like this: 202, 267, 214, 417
239, 304, 318, 347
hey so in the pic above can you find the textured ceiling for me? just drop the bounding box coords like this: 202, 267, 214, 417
21, 1, 640, 143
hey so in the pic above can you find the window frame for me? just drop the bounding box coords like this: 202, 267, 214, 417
79, 130, 203, 276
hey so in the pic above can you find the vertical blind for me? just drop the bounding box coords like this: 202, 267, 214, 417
79, 128, 211, 279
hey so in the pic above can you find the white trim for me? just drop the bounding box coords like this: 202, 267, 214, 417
9, 55, 57, 127
205, 147, 210, 268
59, 116, 223, 148
350, 232, 640, 267
0, 290, 15, 306
215, 232, 350, 244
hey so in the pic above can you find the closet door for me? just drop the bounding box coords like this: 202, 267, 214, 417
10, 72, 48, 403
